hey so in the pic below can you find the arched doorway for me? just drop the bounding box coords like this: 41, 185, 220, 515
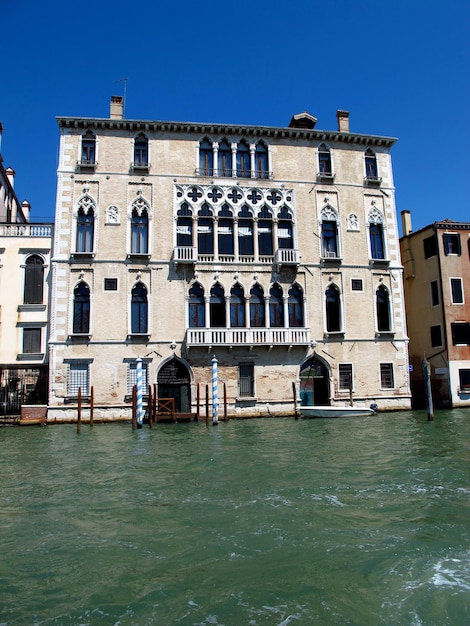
157, 358, 191, 413
299, 356, 330, 406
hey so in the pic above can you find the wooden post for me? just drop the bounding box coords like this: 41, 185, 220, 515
132, 385, 137, 430
196, 383, 200, 421
223, 382, 228, 421
90, 386, 94, 427
148, 385, 153, 429
422, 358, 434, 421
205, 384, 209, 425
77, 387, 82, 434
292, 381, 299, 419
153, 383, 157, 424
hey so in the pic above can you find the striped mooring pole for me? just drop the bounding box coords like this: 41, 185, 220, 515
212, 355, 219, 426
136, 356, 143, 428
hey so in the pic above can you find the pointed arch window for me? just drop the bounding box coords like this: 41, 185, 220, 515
230, 283, 245, 327
218, 204, 234, 255
325, 284, 341, 332
255, 142, 268, 179
176, 203, 193, 247
197, 203, 214, 255
73, 282, 90, 334
250, 284, 265, 328
278, 207, 293, 249
238, 206, 254, 256
288, 284, 304, 327
199, 138, 214, 176
318, 143, 332, 176
321, 217, 338, 258
217, 140, 232, 177
365, 149, 378, 180
376, 285, 391, 332
131, 282, 148, 334
76, 196, 95, 253
131, 208, 149, 253
24, 255, 44, 304
210, 282, 225, 328
189, 283, 205, 328
269, 283, 284, 327
236, 141, 250, 178
369, 208, 385, 260
258, 207, 273, 256
81, 131, 96, 166
134, 134, 149, 168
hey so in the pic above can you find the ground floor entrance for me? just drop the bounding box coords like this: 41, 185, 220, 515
299, 356, 330, 406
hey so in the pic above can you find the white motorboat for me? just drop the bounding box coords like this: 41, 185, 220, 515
297, 405, 377, 418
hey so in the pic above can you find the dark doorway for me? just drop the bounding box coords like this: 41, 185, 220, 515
157, 359, 191, 413
299, 356, 329, 406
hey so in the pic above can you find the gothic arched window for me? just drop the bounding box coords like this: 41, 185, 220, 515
258, 207, 273, 256
325, 284, 341, 332
73, 282, 90, 334
199, 138, 213, 176
189, 283, 205, 328
236, 140, 250, 178
376, 285, 391, 332
250, 284, 265, 328
217, 139, 232, 177
210, 282, 225, 328
230, 283, 245, 327
131, 282, 148, 334
269, 283, 284, 328
76, 195, 95, 253
218, 204, 234, 255
238, 206, 254, 256
134, 134, 149, 167
288, 284, 304, 327
24, 255, 44, 304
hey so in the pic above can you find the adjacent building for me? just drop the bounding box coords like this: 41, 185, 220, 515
48, 98, 411, 421
400, 212, 470, 408
0, 122, 53, 420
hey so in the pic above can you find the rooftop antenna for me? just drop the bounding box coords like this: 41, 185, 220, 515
115, 77, 128, 116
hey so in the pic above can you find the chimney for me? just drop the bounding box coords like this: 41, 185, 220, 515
21, 200, 31, 222
401, 210, 412, 236
5, 166, 15, 188
110, 95, 124, 120
336, 110, 350, 133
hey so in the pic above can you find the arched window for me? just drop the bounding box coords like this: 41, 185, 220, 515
24, 255, 44, 304
365, 148, 378, 180
269, 283, 284, 327
369, 207, 385, 260
376, 285, 391, 332
278, 207, 293, 249
236, 140, 250, 178
218, 205, 234, 255
250, 284, 265, 328
73, 282, 90, 334
238, 206, 254, 256
217, 139, 232, 177
131, 208, 149, 254
230, 283, 245, 327
199, 138, 213, 176
81, 131, 96, 165
134, 134, 149, 167
258, 207, 273, 256
325, 284, 341, 332
288, 284, 304, 327
176, 203, 193, 247
210, 282, 225, 328
197, 203, 214, 255
255, 142, 268, 179
76, 195, 95, 253
189, 283, 205, 328
131, 282, 148, 334
318, 143, 332, 175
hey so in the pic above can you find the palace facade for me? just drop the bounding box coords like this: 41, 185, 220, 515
48, 98, 411, 421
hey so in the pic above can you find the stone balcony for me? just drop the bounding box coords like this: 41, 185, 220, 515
185, 327, 311, 350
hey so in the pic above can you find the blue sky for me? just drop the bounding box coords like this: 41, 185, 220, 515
2, 0, 469, 233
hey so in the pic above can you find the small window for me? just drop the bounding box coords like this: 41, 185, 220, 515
443, 233, 461, 255
365, 149, 378, 180
67, 362, 90, 397
430, 325, 442, 348
104, 278, 118, 291
459, 369, 470, 393
450, 278, 464, 304
126, 361, 149, 396
423, 234, 438, 259
23, 328, 41, 354
134, 134, 148, 167
430, 280, 439, 306
318, 143, 332, 176
81, 131, 96, 166
351, 279, 363, 292
380, 363, 394, 389
339, 364, 353, 391
451, 322, 470, 345
199, 139, 213, 176
239, 362, 254, 397
217, 140, 232, 177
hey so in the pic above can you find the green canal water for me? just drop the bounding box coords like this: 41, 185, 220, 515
1, 411, 469, 626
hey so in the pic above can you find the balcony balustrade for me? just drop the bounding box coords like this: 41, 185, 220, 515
0, 224, 53, 237
186, 327, 311, 349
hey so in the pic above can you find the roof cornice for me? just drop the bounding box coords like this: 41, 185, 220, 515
56, 116, 397, 148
